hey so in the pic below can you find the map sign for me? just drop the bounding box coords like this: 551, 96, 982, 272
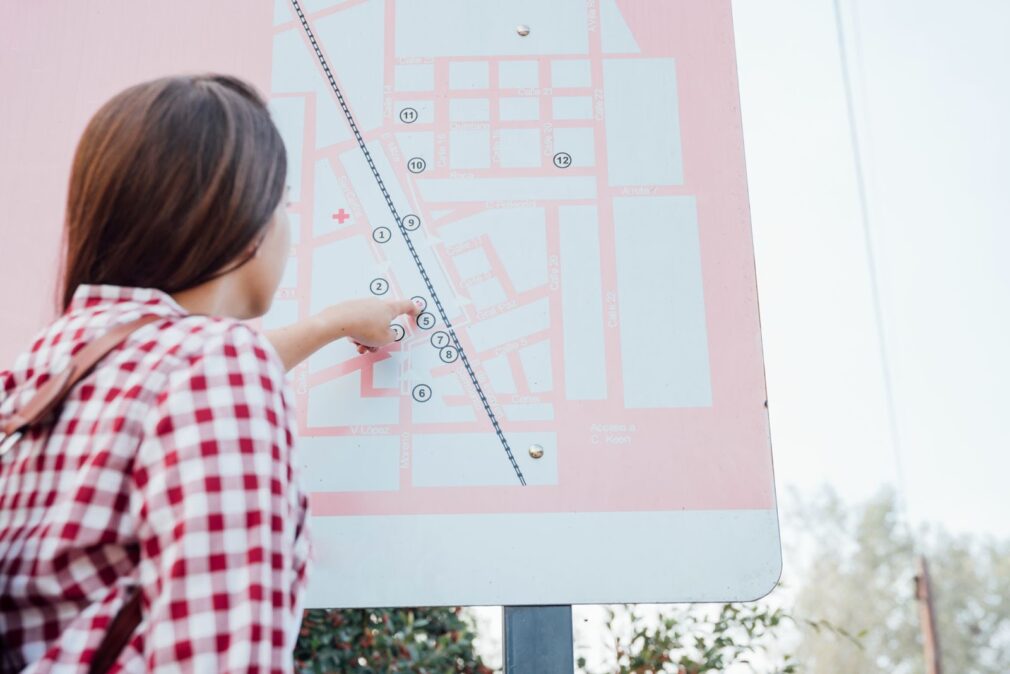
267, 0, 779, 607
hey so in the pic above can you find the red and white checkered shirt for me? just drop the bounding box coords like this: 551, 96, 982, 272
0, 285, 311, 673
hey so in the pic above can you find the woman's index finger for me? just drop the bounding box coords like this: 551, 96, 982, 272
391, 298, 421, 317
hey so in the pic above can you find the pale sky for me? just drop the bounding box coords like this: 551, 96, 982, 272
732, 0, 1010, 537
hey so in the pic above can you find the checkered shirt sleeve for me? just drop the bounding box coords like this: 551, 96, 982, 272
130, 323, 310, 672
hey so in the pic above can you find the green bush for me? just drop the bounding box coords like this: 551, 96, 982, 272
295, 607, 493, 674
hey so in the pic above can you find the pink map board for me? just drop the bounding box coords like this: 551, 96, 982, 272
0, 0, 780, 607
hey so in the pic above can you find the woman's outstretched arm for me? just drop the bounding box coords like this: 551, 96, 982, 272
264, 297, 419, 371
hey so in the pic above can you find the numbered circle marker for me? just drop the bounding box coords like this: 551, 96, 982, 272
402, 214, 421, 231
411, 296, 428, 312
412, 384, 432, 403
416, 312, 436, 330
407, 157, 427, 174
399, 107, 418, 124
390, 324, 405, 342
430, 331, 450, 349
439, 346, 459, 363
553, 152, 572, 169
370, 278, 389, 296
372, 226, 392, 244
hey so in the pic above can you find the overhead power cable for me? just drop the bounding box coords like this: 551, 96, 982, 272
830, 0, 916, 543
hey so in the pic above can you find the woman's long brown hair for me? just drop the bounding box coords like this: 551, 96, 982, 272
60, 74, 287, 310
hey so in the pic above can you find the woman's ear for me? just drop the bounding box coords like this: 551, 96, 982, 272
247, 228, 269, 258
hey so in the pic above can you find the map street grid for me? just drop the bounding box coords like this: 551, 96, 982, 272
267, 0, 777, 565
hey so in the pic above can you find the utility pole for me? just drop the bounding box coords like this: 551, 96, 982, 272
915, 555, 943, 674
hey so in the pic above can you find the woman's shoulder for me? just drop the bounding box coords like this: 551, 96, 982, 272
144, 316, 292, 424
155, 314, 285, 380
1, 309, 286, 414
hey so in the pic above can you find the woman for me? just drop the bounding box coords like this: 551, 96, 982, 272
0, 75, 416, 671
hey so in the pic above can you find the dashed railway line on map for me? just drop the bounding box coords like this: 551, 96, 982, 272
290, 0, 528, 486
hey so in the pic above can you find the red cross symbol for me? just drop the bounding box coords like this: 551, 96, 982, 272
332, 208, 350, 224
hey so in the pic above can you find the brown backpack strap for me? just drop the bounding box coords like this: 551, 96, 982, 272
89, 588, 143, 674
0, 315, 160, 455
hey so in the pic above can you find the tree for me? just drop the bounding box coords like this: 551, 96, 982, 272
581, 602, 803, 674
789, 487, 1010, 673
295, 607, 493, 674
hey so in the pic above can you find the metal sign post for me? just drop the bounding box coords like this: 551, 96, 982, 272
503, 605, 574, 674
